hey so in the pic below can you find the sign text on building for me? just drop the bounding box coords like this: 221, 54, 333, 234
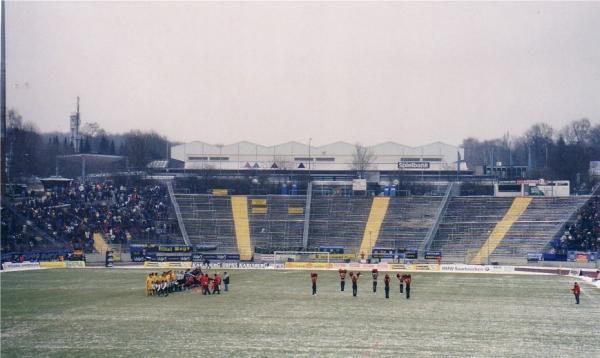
398, 162, 430, 170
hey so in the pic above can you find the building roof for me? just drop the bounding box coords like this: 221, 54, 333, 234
172, 140, 461, 154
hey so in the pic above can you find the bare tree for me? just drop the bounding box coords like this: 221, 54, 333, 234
80, 122, 105, 138
6, 110, 46, 178
351, 143, 376, 178
525, 122, 554, 142
123, 130, 170, 169
7, 109, 23, 129
561, 118, 592, 145
590, 124, 600, 147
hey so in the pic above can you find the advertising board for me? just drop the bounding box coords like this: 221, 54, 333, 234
192, 254, 241, 262
285, 262, 334, 269
440, 264, 514, 273
143, 261, 192, 269
527, 253, 543, 262
1, 262, 41, 271
211, 262, 281, 269
404, 250, 418, 259
388, 264, 440, 272
424, 251, 442, 260
39, 261, 67, 268
66, 261, 86, 268
352, 179, 367, 191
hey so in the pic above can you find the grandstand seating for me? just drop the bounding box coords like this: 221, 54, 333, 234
174, 194, 308, 255
431, 196, 590, 260
307, 197, 373, 252
4, 170, 593, 264
2, 182, 181, 252
169, 193, 591, 262
358, 197, 390, 256
492, 197, 589, 258
470, 197, 532, 264
430, 197, 515, 259
246, 195, 307, 250
174, 194, 238, 252
378, 196, 444, 250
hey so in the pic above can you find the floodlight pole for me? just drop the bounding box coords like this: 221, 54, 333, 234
1, 0, 7, 198
308, 137, 312, 179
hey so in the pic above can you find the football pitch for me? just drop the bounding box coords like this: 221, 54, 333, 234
1, 269, 599, 357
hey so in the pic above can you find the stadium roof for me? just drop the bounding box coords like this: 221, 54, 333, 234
146, 159, 184, 170
147, 160, 168, 169
57, 154, 125, 161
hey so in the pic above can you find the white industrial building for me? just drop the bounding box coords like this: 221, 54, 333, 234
170, 141, 467, 172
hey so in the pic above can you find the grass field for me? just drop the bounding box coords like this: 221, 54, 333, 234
1, 268, 599, 357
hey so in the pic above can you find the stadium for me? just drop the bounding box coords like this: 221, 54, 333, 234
2, 2, 600, 358
2, 138, 599, 357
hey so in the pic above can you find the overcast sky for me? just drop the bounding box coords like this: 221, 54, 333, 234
5, 1, 600, 146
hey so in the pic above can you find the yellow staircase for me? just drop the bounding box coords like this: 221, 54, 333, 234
358, 197, 390, 258
92, 233, 110, 254
470, 197, 532, 264
231, 196, 253, 260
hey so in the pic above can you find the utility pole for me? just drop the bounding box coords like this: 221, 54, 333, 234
308, 137, 312, 175
527, 145, 532, 176
456, 151, 462, 181
1, 0, 7, 198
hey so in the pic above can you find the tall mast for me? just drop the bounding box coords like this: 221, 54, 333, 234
1, 0, 7, 197
70, 96, 81, 153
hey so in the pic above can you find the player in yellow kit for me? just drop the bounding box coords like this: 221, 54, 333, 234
146, 273, 156, 296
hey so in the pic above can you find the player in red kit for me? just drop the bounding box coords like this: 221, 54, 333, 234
371, 269, 379, 293
350, 272, 361, 297
384, 273, 391, 299
396, 273, 405, 293
311, 273, 318, 295
199, 274, 211, 295
338, 269, 347, 292
404, 274, 412, 299
212, 273, 221, 294
571, 282, 581, 304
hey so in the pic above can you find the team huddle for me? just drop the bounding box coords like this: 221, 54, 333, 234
145, 267, 230, 297
311, 268, 413, 299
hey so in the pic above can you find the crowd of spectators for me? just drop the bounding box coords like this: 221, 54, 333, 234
1, 207, 44, 253
2, 181, 178, 254
554, 196, 600, 253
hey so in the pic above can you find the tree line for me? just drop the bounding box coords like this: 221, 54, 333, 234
462, 119, 600, 191
4, 109, 171, 179
3, 108, 599, 188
